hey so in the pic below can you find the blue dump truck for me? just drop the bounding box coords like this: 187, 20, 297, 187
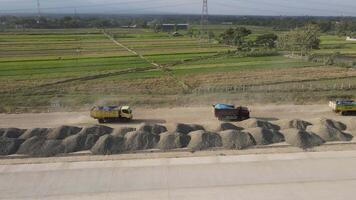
213, 104, 250, 121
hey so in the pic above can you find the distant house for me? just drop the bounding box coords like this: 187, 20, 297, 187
222, 22, 233, 25
160, 23, 190, 32
176, 24, 189, 31
161, 24, 176, 32
346, 36, 356, 41
120, 25, 137, 28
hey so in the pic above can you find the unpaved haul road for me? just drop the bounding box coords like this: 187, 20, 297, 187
1, 150, 356, 200
0, 104, 354, 130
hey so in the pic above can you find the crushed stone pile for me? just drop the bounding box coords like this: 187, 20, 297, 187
187, 130, 222, 150
17, 136, 64, 157
156, 132, 190, 150
111, 127, 136, 137
307, 124, 353, 142
311, 118, 347, 131
1, 128, 26, 139
125, 131, 159, 151
63, 125, 113, 153
218, 130, 255, 149
0, 137, 24, 155
281, 129, 325, 149
237, 118, 279, 130
91, 135, 125, 155
19, 128, 52, 140
47, 126, 82, 140
243, 127, 284, 145
173, 123, 205, 135
215, 122, 243, 132
274, 119, 312, 130
138, 123, 167, 135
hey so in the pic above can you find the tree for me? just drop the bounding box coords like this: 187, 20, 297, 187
277, 24, 320, 56
255, 33, 278, 48
218, 27, 252, 50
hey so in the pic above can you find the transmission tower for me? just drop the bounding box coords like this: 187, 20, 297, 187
36, 0, 41, 24
200, 0, 208, 41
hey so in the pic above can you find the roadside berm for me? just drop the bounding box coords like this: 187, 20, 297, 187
0, 118, 354, 157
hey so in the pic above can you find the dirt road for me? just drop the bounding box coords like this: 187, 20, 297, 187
0, 104, 353, 130
2, 150, 356, 200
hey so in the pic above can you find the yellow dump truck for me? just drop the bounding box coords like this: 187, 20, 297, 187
90, 105, 133, 123
329, 100, 356, 115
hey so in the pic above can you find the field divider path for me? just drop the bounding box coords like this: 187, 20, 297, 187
103, 31, 191, 92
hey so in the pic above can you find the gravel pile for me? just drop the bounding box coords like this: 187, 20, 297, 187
17, 136, 64, 157
238, 118, 279, 130
218, 130, 255, 149
243, 127, 284, 145
138, 123, 167, 135
1, 128, 26, 139
47, 126, 82, 140
274, 119, 312, 130
215, 122, 243, 132
111, 127, 136, 137
63, 125, 113, 153
0, 137, 24, 155
312, 118, 347, 131
156, 132, 190, 150
19, 128, 52, 140
91, 135, 125, 155
187, 130, 222, 150
125, 131, 159, 151
173, 123, 205, 135
281, 129, 325, 149
307, 124, 353, 142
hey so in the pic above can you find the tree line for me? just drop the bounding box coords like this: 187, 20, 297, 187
0, 15, 355, 35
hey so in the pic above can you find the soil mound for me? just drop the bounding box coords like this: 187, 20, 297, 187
17, 136, 64, 157
275, 119, 312, 130
243, 127, 284, 145
125, 131, 159, 151
79, 125, 113, 137
19, 128, 52, 140
215, 122, 243, 132
187, 130, 222, 150
91, 135, 125, 155
156, 132, 190, 150
47, 126, 82, 140
281, 129, 325, 149
0, 137, 24, 155
312, 118, 347, 131
63, 133, 99, 153
238, 119, 279, 130
307, 124, 353, 142
111, 127, 136, 137
173, 123, 205, 135
2, 128, 26, 139
138, 123, 167, 135
62, 125, 114, 153
218, 130, 255, 149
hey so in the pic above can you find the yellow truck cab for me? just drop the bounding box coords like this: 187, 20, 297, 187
90, 105, 133, 123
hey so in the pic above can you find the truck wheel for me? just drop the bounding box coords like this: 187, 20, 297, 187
98, 119, 105, 123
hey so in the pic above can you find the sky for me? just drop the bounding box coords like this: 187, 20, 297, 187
0, 0, 356, 16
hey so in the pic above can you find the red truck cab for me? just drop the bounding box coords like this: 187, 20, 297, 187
213, 104, 250, 121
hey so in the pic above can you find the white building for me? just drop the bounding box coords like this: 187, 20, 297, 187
346, 36, 356, 41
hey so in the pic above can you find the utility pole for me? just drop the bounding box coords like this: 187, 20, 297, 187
36, 0, 41, 24
200, 0, 209, 41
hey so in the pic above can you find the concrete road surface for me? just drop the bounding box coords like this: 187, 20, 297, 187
1, 151, 356, 200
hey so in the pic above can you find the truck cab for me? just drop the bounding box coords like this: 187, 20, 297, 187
213, 103, 250, 121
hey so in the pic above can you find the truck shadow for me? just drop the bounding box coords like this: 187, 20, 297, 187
254, 117, 279, 121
